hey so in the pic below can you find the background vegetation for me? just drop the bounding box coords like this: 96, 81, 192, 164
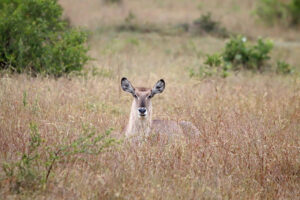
0, 0, 299, 199
255, 0, 300, 26
0, 0, 89, 76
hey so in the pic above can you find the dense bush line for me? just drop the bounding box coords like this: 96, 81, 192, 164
0, 0, 90, 76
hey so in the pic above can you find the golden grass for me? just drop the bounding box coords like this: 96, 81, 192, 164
1, 0, 300, 199
0, 73, 299, 199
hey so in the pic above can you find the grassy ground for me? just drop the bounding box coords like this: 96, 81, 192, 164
0, 0, 300, 199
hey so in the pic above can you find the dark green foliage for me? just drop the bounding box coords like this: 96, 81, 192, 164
289, 0, 300, 25
222, 36, 248, 69
0, 0, 90, 76
255, 0, 300, 26
223, 36, 273, 71
193, 13, 228, 38
247, 38, 273, 70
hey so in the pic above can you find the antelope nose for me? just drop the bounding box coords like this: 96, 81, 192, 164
138, 107, 146, 114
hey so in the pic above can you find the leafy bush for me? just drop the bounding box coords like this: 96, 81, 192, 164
192, 13, 229, 38
189, 36, 293, 79
0, 0, 90, 76
2, 122, 117, 193
255, 0, 300, 26
222, 36, 249, 69
223, 36, 273, 71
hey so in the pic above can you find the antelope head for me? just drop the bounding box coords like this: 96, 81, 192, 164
121, 77, 165, 119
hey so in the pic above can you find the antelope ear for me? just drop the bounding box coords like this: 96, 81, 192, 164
121, 77, 135, 96
150, 79, 165, 97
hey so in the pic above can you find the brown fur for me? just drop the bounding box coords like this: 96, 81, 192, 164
121, 78, 199, 139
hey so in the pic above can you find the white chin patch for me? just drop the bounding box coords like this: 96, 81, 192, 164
138, 111, 147, 118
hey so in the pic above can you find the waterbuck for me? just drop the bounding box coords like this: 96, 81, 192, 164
121, 77, 199, 140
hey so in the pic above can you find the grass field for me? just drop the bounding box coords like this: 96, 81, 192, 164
0, 0, 299, 199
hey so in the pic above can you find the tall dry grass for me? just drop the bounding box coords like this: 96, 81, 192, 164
0, 0, 300, 199
0, 74, 299, 199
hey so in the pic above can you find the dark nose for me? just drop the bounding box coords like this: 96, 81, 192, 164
138, 107, 146, 114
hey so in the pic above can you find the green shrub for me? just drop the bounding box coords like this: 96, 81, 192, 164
222, 36, 249, 69
255, 0, 300, 26
204, 53, 222, 67
276, 60, 293, 74
205, 54, 232, 78
189, 36, 285, 79
223, 36, 273, 71
194, 13, 219, 33
193, 13, 229, 38
0, 0, 90, 76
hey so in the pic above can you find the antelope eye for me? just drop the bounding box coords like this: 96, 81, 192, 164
133, 94, 138, 98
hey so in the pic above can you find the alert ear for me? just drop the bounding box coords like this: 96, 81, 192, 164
150, 79, 165, 98
121, 77, 135, 96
